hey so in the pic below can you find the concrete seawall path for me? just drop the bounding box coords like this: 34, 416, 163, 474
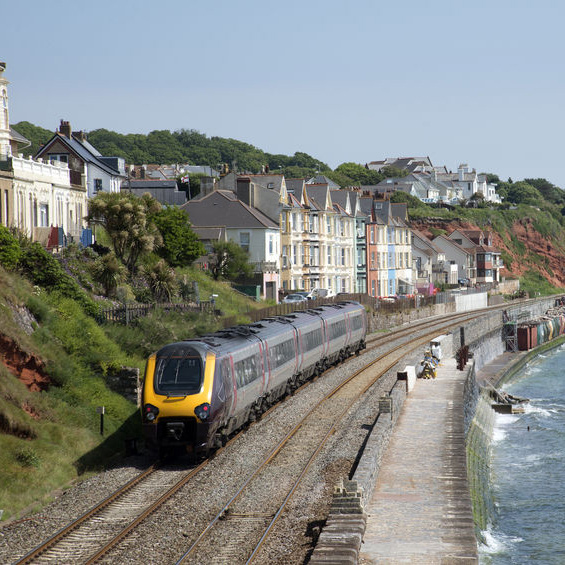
359, 356, 478, 564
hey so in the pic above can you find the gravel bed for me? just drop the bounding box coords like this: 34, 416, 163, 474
0, 456, 153, 563
0, 323, 435, 564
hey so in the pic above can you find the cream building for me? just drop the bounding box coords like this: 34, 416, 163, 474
0, 62, 87, 244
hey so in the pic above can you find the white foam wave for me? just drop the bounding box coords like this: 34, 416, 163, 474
523, 403, 552, 418
479, 527, 524, 555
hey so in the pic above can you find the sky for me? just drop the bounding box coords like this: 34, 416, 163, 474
3, 0, 565, 187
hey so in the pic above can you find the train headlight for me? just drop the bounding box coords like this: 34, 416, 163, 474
144, 403, 159, 422
194, 402, 211, 421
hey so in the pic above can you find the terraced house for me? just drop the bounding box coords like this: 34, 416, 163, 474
366, 200, 413, 298
0, 63, 88, 247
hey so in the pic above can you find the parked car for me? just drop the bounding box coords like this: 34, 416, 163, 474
293, 291, 315, 300
282, 293, 309, 303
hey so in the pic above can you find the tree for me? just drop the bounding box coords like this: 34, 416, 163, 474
142, 259, 178, 302
92, 252, 127, 298
505, 181, 543, 206
208, 240, 253, 281
152, 206, 205, 267
86, 192, 162, 273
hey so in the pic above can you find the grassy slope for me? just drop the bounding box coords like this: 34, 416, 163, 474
0, 265, 261, 521
0, 270, 144, 520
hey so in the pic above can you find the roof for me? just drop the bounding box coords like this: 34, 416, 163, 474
329, 189, 349, 211
433, 234, 473, 255
9, 127, 29, 145
37, 132, 125, 178
245, 174, 285, 192
181, 190, 279, 230
306, 175, 341, 189
127, 180, 178, 189
305, 185, 332, 211
411, 229, 444, 254
285, 178, 305, 197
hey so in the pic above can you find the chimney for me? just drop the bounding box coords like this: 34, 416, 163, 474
74, 130, 87, 143
237, 177, 252, 206
141, 165, 146, 179
59, 120, 72, 138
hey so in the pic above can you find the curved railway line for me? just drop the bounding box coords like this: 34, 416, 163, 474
13, 303, 516, 564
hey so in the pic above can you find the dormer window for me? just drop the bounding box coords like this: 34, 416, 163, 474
267, 183, 274, 189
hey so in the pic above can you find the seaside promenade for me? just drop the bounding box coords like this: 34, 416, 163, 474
359, 355, 478, 564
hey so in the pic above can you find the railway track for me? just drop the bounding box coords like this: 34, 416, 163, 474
174, 318, 477, 564
13, 305, 509, 564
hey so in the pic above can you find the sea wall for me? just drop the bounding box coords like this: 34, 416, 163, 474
311, 296, 563, 563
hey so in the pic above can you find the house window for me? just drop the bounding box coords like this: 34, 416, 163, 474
39, 204, 49, 227
240, 232, 250, 252
94, 178, 102, 192
371, 279, 376, 297
49, 154, 69, 164
268, 235, 274, 255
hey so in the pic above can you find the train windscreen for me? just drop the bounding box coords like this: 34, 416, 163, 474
154, 345, 203, 395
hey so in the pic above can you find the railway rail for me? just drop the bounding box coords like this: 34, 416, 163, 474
12, 304, 510, 564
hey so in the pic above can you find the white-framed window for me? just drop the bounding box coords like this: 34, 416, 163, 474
240, 232, 250, 252
39, 203, 49, 227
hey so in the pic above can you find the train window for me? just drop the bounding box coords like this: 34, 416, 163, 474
329, 319, 346, 340
303, 328, 322, 351
269, 338, 295, 369
155, 353, 203, 395
234, 353, 261, 388
350, 314, 364, 330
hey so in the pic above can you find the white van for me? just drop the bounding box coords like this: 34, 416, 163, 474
311, 288, 335, 299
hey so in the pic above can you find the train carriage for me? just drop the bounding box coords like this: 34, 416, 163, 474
141, 301, 367, 456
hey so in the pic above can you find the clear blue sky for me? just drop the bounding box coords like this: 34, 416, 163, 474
3, 0, 565, 187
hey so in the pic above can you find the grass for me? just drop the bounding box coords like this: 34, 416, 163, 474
0, 270, 140, 521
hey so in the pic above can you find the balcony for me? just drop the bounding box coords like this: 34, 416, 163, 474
253, 261, 278, 273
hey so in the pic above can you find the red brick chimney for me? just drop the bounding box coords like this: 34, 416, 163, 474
59, 120, 72, 138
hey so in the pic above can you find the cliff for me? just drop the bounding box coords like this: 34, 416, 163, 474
410, 216, 565, 288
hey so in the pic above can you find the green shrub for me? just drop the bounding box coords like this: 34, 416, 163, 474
18, 243, 97, 316
0, 226, 22, 270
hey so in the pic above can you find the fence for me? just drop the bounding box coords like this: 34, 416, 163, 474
96, 286, 493, 327
97, 301, 215, 325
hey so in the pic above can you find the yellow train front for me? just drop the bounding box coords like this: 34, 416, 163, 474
141, 341, 223, 457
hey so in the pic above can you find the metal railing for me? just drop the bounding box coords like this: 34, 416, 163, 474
96, 301, 215, 325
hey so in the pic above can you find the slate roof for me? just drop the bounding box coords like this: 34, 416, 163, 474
306, 175, 341, 189
305, 185, 332, 211
9, 127, 29, 145
37, 132, 125, 178
127, 180, 178, 189
329, 189, 349, 210
245, 174, 285, 192
180, 190, 279, 229
285, 178, 305, 197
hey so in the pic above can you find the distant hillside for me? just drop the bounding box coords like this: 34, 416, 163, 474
11, 122, 403, 186
12, 121, 331, 179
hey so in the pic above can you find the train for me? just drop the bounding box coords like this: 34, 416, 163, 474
141, 301, 367, 456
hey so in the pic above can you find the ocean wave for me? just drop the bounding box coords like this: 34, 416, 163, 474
479, 526, 523, 555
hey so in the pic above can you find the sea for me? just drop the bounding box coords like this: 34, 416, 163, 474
479, 344, 565, 564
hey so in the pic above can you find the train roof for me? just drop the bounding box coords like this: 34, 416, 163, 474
179, 301, 364, 353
